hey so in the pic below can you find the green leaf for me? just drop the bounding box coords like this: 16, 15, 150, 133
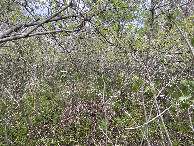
102, 29, 107, 35
144, 86, 149, 93
180, 80, 187, 86
114, 0, 119, 5
191, 99, 194, 104
45, 22, 50, 27
115, 118, 122, 124
151, 88, 157, 95
179, 95, 191, 101
61, 32, 69, 36
176, 9, 180, 15
181, 102, 190, 108
191, 36, 194, 47
128, 24, 133, 31
180, 23, 185, 26
119, 73, 125, 78
137, 78, 144, 84
99, 120, 106, 130
158, 31, 164, 34
134, 27, 138, 32
132, 78, 144, 91
189, 81, 194, 87
114, 102, 121, 108
69, 9, 73, 13
119, 3, 128, 8
96, 20, 100, 24
132, 82, 139, 90
170, 107, 176, 112
114, 25, 119, 31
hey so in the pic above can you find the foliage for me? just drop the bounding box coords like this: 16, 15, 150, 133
0, 0, 193, 145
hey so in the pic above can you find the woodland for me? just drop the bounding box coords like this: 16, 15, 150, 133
0, 0, 193, 145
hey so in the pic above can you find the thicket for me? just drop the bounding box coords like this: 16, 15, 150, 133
0, 0, 193, 145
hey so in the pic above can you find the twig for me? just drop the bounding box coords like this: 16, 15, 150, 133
25, 3, 72, 36
0, 24, 23, 39
99, 127, 113, 145
187, 107, 194, 133
0, 3, 73, 43
146, 0, 155, 66
174, 22, 194, 58
141, 76, 150, 146
0, 14, 76, 40
125, 105, 172, 130
3, 92, 9, 145
102, 74, 107, 146
155, 100, 172, 146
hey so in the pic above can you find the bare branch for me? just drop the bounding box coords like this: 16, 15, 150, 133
0, 28, 80, 43
125, 105, 172, 130
155, 100, 172, 146
0, 14, 77, 40
0, 2, 73, 43
28, 28, 80, 36
0, 24, 23, 39
24, 3, 72, 37
188, 107, 194, 133
25, 14, 77, 27
174, 22, 194, 58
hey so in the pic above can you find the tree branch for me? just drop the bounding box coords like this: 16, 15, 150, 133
0, 24, 23, 39
174, 22, 194, 58
0, 2, 73, 43
24, 14, 77, 27
0, 28, 80, 43
125, 105, 172, 130
24, 2, 72, 37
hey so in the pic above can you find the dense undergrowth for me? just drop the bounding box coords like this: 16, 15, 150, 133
0, 40, 193, 145
0, 0, 194, 145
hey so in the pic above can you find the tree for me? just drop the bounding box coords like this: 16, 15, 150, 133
0, 0, 193, 145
